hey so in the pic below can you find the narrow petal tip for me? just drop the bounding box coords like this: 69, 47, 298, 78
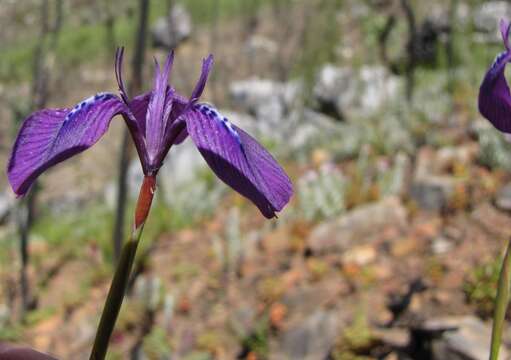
115, 47, 129, 103
188, 55, 214, 105
501, 19, 511, 50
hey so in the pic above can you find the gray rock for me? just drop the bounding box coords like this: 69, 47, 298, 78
307, 197, 407, 253
272, 310, 340, 360
229, 78, 302, 116
474, 2, 511, 43
421, 316, 508, 360
431, 236, 453, 255
228, 78, 306, 144
313, 65, 401, 120
496, 182, 511, 211
287, 109, 339, 149
151, 3, 192, 49
410, 148, 460, 211
230, 78, 281, 112
0, 189, 15, 224
410, 176, 457, 212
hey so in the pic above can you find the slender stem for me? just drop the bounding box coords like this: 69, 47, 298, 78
490, 238, 511, 360
90, 176, 156, 360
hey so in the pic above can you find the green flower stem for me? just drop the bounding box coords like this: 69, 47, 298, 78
490, 238, 511, 360
89, 176, 156, 360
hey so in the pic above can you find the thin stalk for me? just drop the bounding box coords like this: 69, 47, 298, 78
112, 0, 149, 262
490, 238, 511, 360
90, 176, 156, 360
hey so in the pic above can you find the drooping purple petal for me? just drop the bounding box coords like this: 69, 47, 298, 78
7, 93, 127, 196
145, 52, 174, 160
478, 20, 511, 133
184, 104, 292, 218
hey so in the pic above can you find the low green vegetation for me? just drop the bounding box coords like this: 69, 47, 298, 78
0, 0, 276, 83
464, 257, 501, 318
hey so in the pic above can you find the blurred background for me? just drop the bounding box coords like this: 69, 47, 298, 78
1, 0, 511, 359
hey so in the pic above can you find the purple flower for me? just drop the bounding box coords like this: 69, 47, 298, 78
7, 48, 293, 218
479, 19, 511, 133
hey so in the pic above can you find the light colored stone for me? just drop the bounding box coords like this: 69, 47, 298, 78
313, 65, 401, 119
308, 197, 407, 253
422, 316, 508, 360
272, 310, 340, 360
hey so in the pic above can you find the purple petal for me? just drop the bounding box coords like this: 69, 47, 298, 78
187, 55, 214, 108
115, 47, 129, 104
173, 127, 188, 145
501, 19, 510, 51
145, 52, 175, 160
478, 37, 511, 132
129, 91, 151, 134
0, 343, 58, 359
7, 93, 126, 196
185, 104, 293, 218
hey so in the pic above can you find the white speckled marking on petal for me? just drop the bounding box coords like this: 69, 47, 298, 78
64, 92, 115, 123
196, 104, 241, 144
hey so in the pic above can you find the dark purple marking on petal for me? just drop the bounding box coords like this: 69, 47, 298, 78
185, 104, 292, 218
478, 20, 511, 133
7, 93, 127, 196
173, 126, 188, 145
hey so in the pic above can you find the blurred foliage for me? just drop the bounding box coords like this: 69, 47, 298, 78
476, 125, 511, 171
294, 0, 343, 95
240, 316, 270, 358
464, 256, 501, 319
332, 308, 376, 360
142, 326, 172, 359
298, 164, 346, 221
0, 0, 275, 83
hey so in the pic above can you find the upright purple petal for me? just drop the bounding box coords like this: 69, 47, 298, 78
115, 47, 129, 104
7, 93, 127, 196
501, 19, 510, 51
188, 55, 214, 106
479, 20, 511, 133
184, 104, 293, 218
145, 52, 175, 160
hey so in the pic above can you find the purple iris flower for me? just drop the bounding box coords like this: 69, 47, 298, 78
7, 48, 292, 218
479, 19, 511, 133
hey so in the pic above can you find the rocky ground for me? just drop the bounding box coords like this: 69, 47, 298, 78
3, 0, 511, 359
